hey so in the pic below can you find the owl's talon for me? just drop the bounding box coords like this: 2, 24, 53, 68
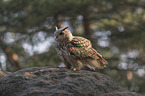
73, 68, 77, 71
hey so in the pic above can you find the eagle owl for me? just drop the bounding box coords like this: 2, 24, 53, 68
54, 27, 108, 71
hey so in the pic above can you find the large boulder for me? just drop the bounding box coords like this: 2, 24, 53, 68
0, 67, 141, 96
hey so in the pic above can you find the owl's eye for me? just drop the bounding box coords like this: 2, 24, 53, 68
59, 32, 64, 35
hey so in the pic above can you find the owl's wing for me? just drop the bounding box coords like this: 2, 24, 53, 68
67, 36, 101, 59
67, 36, 108, 69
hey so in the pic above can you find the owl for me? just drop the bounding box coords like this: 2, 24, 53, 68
54, 27, 108, 71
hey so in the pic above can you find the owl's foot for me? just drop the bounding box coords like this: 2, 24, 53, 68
72, 68, 81, 71
73, 68, 77, 71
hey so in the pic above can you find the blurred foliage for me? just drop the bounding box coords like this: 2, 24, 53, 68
0, 0, 145, 95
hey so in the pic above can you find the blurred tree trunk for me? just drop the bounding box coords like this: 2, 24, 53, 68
4, 47, 22, 70
55, 14, 63, 28
0, 40, 22, 70
82, 10, 92, 40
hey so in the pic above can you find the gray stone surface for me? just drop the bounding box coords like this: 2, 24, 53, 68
0, 67, 141, 96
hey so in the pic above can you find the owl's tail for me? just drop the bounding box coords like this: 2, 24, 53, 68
97, 57, 108, 69
85, 57, 108, 70
86, 48, 108, 69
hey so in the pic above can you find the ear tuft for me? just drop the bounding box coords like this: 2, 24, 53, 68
62, 27, 68, 31
55, 26, 58, 30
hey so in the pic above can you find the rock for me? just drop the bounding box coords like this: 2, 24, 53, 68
0, 67, 141, 96
0, 70, 11, 78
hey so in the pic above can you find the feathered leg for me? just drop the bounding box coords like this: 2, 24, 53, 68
72, 60, 83, 71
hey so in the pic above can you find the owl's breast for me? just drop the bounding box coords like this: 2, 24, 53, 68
55, 42, 69, 55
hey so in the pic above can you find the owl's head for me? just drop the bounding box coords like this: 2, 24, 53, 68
54, 27, 73, 43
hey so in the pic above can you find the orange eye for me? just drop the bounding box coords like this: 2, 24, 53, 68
59, 32, 63, 35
